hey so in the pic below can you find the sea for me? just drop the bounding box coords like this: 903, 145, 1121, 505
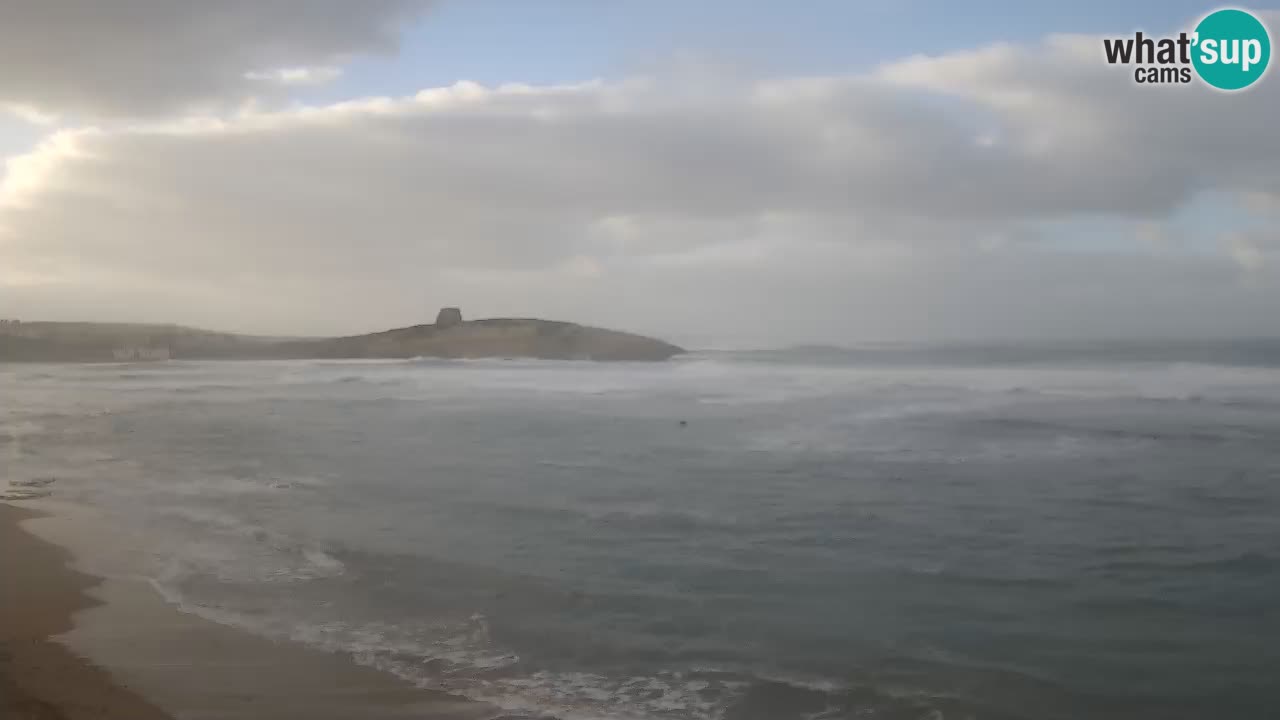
2, 348, 1278, 719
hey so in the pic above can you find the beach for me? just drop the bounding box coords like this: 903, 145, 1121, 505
0, 503, 488, 720
1, 503, 171, 719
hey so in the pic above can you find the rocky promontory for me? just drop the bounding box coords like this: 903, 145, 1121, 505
276, 313, 683, 362
0, 310, 684, 363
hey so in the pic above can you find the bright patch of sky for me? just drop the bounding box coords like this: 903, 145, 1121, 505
306, 0, 1240, 104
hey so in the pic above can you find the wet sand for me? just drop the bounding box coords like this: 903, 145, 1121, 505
1, 503, 494, 720
1, 503, 172, 719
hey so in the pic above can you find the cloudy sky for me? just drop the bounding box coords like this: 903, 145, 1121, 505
2, 1, 1279, 348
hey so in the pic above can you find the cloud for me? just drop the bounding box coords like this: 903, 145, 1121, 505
1225, 233, 1267, 273
245, 66, 344, 87
2, 20, 1280, 343
0, 0, 432, 118
875, 23, 1280, 212
2, 104, 60, 127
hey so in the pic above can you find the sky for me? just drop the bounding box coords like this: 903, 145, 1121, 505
2, 1, 1280, 348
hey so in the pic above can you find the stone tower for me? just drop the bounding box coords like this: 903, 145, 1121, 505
435, 307, 462, 328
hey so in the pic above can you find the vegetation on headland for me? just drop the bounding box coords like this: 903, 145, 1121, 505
0, 312, 684, 363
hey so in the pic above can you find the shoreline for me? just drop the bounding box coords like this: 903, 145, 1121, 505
0, 502, 494, 720
0, 503, 172, 719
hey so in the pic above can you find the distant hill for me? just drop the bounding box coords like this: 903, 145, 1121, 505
0, 312, 685, 363
275, 318, 684, 361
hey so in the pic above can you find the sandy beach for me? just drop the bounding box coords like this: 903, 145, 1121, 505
1, 503, 171, 719
0, 503, 491, 720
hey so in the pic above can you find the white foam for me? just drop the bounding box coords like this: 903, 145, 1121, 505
0, 488, 53, 501
134, 580, 749, 720
300, 548, 345, 576
143, 506, 346, 584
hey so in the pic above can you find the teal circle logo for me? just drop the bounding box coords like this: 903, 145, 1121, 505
1192, 8, 1271, 90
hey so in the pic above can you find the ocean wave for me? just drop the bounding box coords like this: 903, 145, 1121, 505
463, 499, 738, 533
0, 487, 53, 501
163, 472, 328, 497
1087, 550, 1278, 575
138, 573, 747, 720
10, 477, 57, 488
151, 506, 346, 583
971, 417, 1249, 446
168, 383, 241, 394
0, 419, 45, 440
406, 356, 466, 367
132, 576, 983, 720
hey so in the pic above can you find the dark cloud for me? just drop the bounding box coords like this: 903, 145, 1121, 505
0, 0, 432, 117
